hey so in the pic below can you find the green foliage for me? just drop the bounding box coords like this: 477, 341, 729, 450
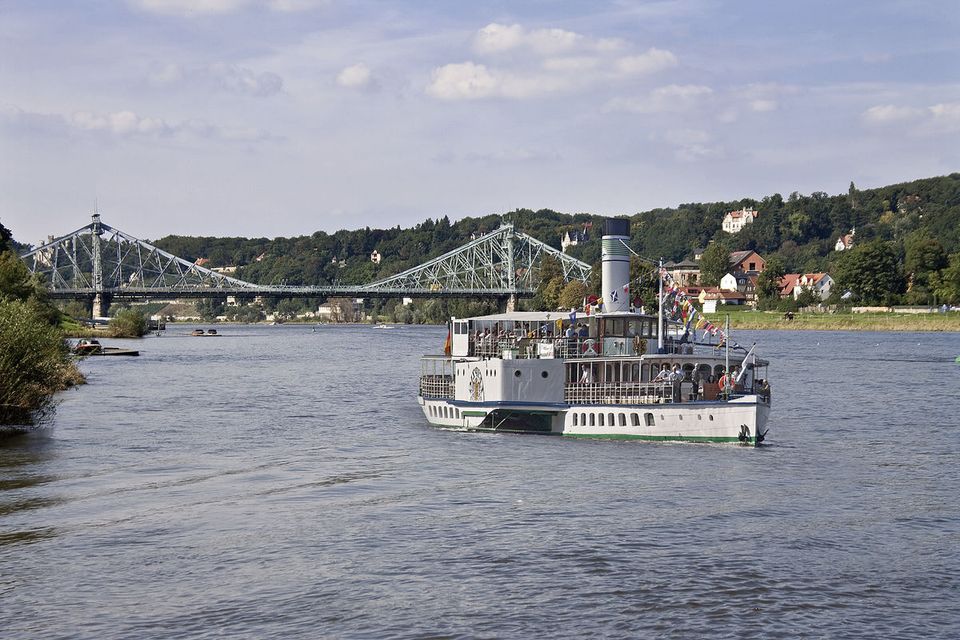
558, 280, 587, 310
699, 241, 731, 286
108, 308, 148, 337
756, 258, 785, 310
0, 299, 82, 425
0, 220, 11, 253
833, 240, 905, 305
931, 252, 960, 304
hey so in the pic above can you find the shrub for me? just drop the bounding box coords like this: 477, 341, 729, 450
108, 308, 148, 337
0, 299, 84, 425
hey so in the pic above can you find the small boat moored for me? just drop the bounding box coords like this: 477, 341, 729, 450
73, 338, 140, 357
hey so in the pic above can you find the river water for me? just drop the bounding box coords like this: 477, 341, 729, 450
2, 324, 958, 639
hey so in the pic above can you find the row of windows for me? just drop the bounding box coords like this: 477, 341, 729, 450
571, 412, 716, 427
429, 405, 461, 420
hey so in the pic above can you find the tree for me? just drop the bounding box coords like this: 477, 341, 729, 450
109, 309, 148, 338
904, 231, 947, 290
0, 220, 11, 253
756, 257, 785, 310
699, 241, 731, 286
931, 252, 960, 304
558, 280, 587, 310
833, 240, 905, 305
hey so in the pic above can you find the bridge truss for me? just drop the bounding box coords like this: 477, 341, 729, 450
20, 215, 592, 312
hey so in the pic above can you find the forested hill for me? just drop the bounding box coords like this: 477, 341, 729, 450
149, 173, 960, 302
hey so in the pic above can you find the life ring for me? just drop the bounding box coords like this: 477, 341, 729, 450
582, 339, 597, 356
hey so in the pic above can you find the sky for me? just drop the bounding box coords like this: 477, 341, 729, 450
2, 0, 959, 246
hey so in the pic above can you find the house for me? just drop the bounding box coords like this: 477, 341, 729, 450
720, 273, 759, 306
370, 250, 382, 264
780, 273, 834, 301
729, 250, 766, 275
834, 228, 855, 251
665, 258, 701, 287
721, 207, 759, 234
194, 257, 210, 267
561, 224, 591, 252
699, 287, 747, 313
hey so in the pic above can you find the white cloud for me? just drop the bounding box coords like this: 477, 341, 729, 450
863, 104, 925, 124
472, 23, 625, 57
426, 62, 499, 100
615, 48, 678, 75
929, 102, 960, 129
336, 63, 375, 90
862, 101, 960, 133
432, 24, 679, 101
149, 63, 283, 97
526, 28, 583, 56
657, 128, 722, 162
72, 110, 170, 135
605, 84, 713, 113
473, 23, 525, 55
750, 99, 778, 112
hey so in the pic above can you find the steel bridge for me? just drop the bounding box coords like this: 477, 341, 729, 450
20, 214, 591, 315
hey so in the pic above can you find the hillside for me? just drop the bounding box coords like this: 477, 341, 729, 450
144, 173, 960, 307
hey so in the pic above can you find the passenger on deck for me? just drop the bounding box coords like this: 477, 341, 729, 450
579, 366, 592, 384
653, 364, 671, 383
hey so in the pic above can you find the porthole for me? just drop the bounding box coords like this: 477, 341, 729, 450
514, 370, 522, 377
541, 371, 549, 378
698, 414, 702, 420
709, 415, 714, 421
678, 415, 683, 421
660, 415, 665, 421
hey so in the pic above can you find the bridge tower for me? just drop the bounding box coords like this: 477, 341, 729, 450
89, 213, 112, 317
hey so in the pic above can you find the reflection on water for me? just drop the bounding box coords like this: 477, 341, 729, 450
1, 325, 959, 639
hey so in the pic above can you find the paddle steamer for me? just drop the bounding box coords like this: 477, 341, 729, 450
418, 219, 771, 445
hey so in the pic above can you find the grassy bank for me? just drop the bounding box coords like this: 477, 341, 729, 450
704, 309, 960, 332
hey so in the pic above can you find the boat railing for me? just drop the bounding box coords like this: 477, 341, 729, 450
564, 381, 703, 405
419, 375, 454, 399
471, 336, 646, 360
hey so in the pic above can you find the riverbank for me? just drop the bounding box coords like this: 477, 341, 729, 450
704, 310, 960, 332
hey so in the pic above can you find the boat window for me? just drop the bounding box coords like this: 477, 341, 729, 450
697, 414, 702, 420
618, 413, 626, 427
580, 413, 586, 425
515, 370, 521, 377
573, 413, 578, 426
456, 409, 460, 418
608, 412, 615, 426
589, 414, 596, 427
631, 413, 640, 427
541, 371, 548, 378
645, 413, 655, 426
709, 415, 714, 421
598, 413, 604, 427
678, 414, 683, 421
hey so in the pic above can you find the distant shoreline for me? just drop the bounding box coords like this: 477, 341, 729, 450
704, 310, 960, 332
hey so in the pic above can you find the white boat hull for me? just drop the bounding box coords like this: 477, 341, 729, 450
418, 395, 770, 445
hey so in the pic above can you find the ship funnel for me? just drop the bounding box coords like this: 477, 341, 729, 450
601, 218, 631, 314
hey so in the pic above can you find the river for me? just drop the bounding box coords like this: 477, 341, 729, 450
2, 324, 959, 638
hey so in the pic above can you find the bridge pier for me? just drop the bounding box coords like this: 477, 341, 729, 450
92, 293, 112, 318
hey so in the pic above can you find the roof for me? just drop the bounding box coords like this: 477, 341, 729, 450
668, 258, 700, 270
725, 208, 758, 219
729, 250, 763, 269
701, 288, 746, 301
779, 273, 800, 296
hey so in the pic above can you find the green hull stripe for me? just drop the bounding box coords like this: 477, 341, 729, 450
562, 433, 751, 443
461, 410, 487, 417
458, 427, 755, 445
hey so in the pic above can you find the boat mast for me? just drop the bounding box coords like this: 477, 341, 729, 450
657, 258, 664, 353
724, 314, 730, 391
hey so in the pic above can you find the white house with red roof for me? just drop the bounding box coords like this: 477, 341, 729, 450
722, 207, 759, 234
780, 273, 834, 300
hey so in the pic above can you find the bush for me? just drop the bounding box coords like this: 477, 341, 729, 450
0, 299, 84, 425
109, 308, 148, 337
